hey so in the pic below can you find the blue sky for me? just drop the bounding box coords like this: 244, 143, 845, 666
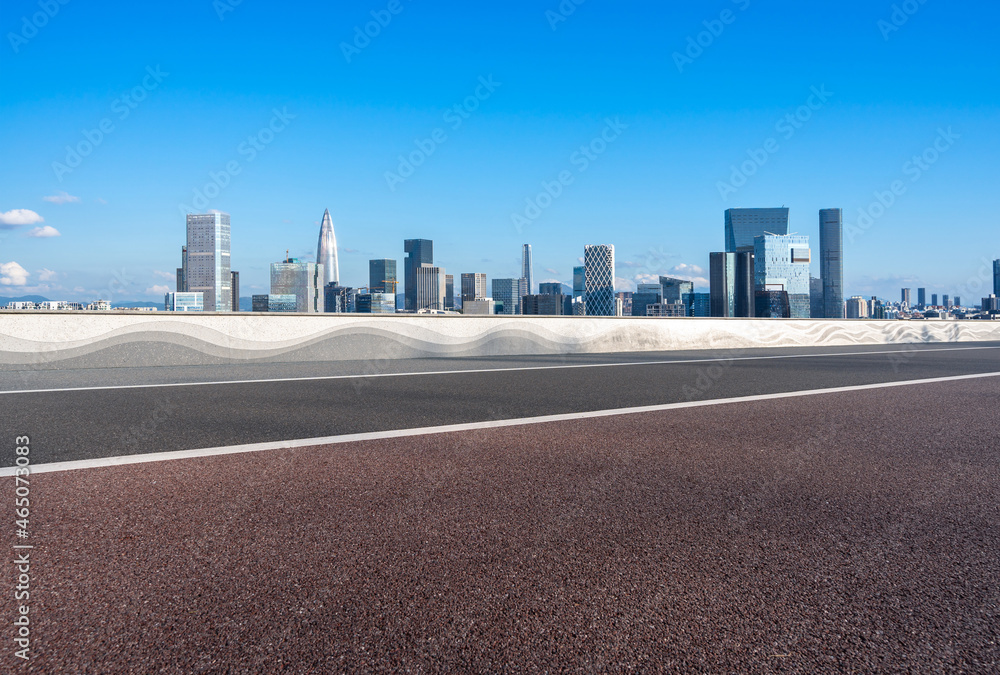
1, 0, 997, 302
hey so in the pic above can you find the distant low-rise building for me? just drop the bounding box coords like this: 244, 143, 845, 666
252, 294, 297, 313
165, 292, 204, 312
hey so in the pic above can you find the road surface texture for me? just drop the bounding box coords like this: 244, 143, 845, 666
2, 344, 999, 671
2, 343, 1000, 466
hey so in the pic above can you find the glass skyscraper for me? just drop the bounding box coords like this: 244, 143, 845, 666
270, 257, 323, 313
709, 252, 735, 318
754, 234, 811, 319
994, 259, 1000, 296
573, 266, 586, 300
522, 244, 533, 294
461, 273, 487, 302
725, 208, 790, 253
185, 212, 231, 312
584, 245, 616, 316
492, 278, 526, 315
404, 239, 433, 311
369, 259, 397, 294
317, 208, 339, 286
819, 208, 844, 319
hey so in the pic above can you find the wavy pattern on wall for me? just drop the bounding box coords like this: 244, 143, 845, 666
0, 316, 998, 369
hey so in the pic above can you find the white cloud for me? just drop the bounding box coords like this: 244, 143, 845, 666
95, 198, 108, 205
37, 268, 58, 282
153, 270, 176, 280
43, 191, 80, 204
27, 226, 61, 238
146, 285, 171, 295
544, 267, 559, 275
0, 262, 30, 286
0, 209, 44, 228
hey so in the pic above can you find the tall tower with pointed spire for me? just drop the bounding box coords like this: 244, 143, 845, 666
317, 209, 339, 286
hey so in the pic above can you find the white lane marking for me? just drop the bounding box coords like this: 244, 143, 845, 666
5, 370, 1000, 477
2, 344, 999, 395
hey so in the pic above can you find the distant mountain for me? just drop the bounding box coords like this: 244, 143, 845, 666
0, 295, 51, 304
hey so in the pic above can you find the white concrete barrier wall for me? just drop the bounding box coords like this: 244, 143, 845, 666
1, 312, 999, 369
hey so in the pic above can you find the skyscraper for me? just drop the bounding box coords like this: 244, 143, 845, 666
522, 244, 533, 294
633, 283, 663, 317
754, 233, 811, 318
176, 246, 187, 292
584, 245, 616, 316
810, 276, 823, 319
735, 251, 755, 318
709, 252, 735, 317
659, 276, 694, 305
404, 239, 433, 311
994, 260, 1000, 296
461, 273, 487, 302
415, 265, 446, 311
725, 208, 790, 253
573, 266, 586, 300
819, 208, 844, 319
901, 288, 912, 307
492, 278, 523, 315
271, 256, 323, 313
317, 209, 339, 287
369, 259, 397, 294
932, 293, 938, 306
445, 275, 455, 310
185, 212, 231, 312
917, 287, 926, 309
231, 271, 240, 312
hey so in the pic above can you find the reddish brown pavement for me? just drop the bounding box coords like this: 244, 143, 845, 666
7, 378, 1000, 673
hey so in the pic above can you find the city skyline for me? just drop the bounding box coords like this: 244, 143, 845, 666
2, 2, 998, 304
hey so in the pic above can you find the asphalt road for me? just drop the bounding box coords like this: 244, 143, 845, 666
3, 343, 1000, 466
14, 376, 1000, 672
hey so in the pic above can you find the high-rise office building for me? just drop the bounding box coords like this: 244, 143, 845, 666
185, 212, 231, 312
415, 265, 446, 311
754, 234, 811, 318
369, 259, 397, 294
684, 292, 711, 317
632, 283, 663, 317
709, 252, 735, 318
725, 208, 790, 253
994, 260, 1000, 296
176, 246, 187, 292
573, 266, 586, 300
917, 288, 926, 309
584, 245, 616, 316
943, 295, 952, 309
846, 296, 869, 319
404, 239, 433, 311
324, 284, 355, 313
356, 293, 396, 314
445, 275, 455, 310
735, 251, 755, 317
317, 208, 339, 286
271, 256, 323, 313
231, 271, 240, 312
931, 293, 938, 306
810, 276, 823, 319
461, 273, 488, 302
522, 244, 533, 294
954, 296, 962, 308
539, 282, 566, 296
901, 288, 912, 307
819, 208, 844, 319
492, 278, 524, 315
660, 276, 694, 305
